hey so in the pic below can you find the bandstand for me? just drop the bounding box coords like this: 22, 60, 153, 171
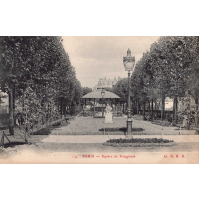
81, 88, 120, 117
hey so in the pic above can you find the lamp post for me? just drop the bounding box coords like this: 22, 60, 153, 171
101, 88, 105, 117
123, 49, 135, 136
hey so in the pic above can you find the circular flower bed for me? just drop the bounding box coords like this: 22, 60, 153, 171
99, 127, 144, 132
103, 138, 175, 147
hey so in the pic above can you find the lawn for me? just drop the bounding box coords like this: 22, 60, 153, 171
50, 117, 135, 135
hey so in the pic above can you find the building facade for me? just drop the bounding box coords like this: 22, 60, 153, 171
93, 76, 121, 91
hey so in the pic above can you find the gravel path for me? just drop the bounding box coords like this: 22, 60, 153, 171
50, 117, 196, 135
40, 134, 199, 145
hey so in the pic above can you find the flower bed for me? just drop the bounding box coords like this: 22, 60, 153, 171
151, 120, 173, 127
93, 116, 104, 118
103, 138, 175, 147
99, 127, 144, 132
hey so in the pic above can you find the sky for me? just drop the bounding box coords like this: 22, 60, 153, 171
63, 36, 160, 88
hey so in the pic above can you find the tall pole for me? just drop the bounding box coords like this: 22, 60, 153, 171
126, 71, 132, 135
101, 88, 105, 117
9, 83, 14, 135
94, 99, 95, 117
102, 97, 104, 117
128, 71, 131, 119
123, 48, 135, 137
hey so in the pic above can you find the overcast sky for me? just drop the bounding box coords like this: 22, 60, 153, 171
63, 36, 159, 88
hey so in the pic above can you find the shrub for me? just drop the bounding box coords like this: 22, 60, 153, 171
32, 128, 51, 135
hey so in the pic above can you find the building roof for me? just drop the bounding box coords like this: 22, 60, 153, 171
82, 89, 120, 99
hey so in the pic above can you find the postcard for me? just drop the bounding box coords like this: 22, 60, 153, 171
0, 36, 199, 164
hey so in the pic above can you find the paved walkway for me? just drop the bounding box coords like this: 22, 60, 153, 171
41, 134, 199, 144
40, 117, 198, 145
50, 117, 196, 135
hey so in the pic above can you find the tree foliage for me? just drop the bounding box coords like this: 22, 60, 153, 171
131, 36, 199, 121
0, 37, 83, 130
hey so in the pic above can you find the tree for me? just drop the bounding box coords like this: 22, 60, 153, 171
131, 36, 199, 124
82, 87, 92, 96
0, 36, 82, 137
113, 78, 128, 113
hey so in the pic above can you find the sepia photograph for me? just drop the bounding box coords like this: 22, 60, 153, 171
1, 36, 199, 163
2, 2, 199, 201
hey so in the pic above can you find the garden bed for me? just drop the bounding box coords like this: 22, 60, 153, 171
151, 120, 173, 127
103, 138, 175, 147
99, 127, 144, 132
93, 116, 104, 118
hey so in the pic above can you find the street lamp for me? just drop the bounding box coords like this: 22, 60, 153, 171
101, 88, 105, 117
123, 48, 135, 136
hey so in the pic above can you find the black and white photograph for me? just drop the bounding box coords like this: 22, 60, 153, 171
0, 36, 199, 163
2, 1, 199, 201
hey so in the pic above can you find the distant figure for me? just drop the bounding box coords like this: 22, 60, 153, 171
16, 118, 20, 126
183, 115, 189, 129
105, 103, 113, 123
105, 104, 112, 114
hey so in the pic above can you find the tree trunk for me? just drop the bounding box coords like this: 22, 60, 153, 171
61, 99, 64, 117
173, 96, 178, 124
195, 98, 198, 127
132, 101, 134, 116
84, 99, 86, 109
94, 99, 95, 116
195, 98, 198, 110
137, 99, 139, 115
22, 89, 24, 111
9, 84, 14, 135
143, 102, 146, 120
172, 98, 175, 120
151, 99, 154, 121
148, 100, 151, 115
13, 84, 15, 124
161, 94, 165, 121
63, 103, 66, 116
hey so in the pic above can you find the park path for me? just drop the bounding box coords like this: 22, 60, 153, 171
49, 117, 196, 135
0, 116, 196, 147
40, 116, 197, 144
41, 134, 199, 144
